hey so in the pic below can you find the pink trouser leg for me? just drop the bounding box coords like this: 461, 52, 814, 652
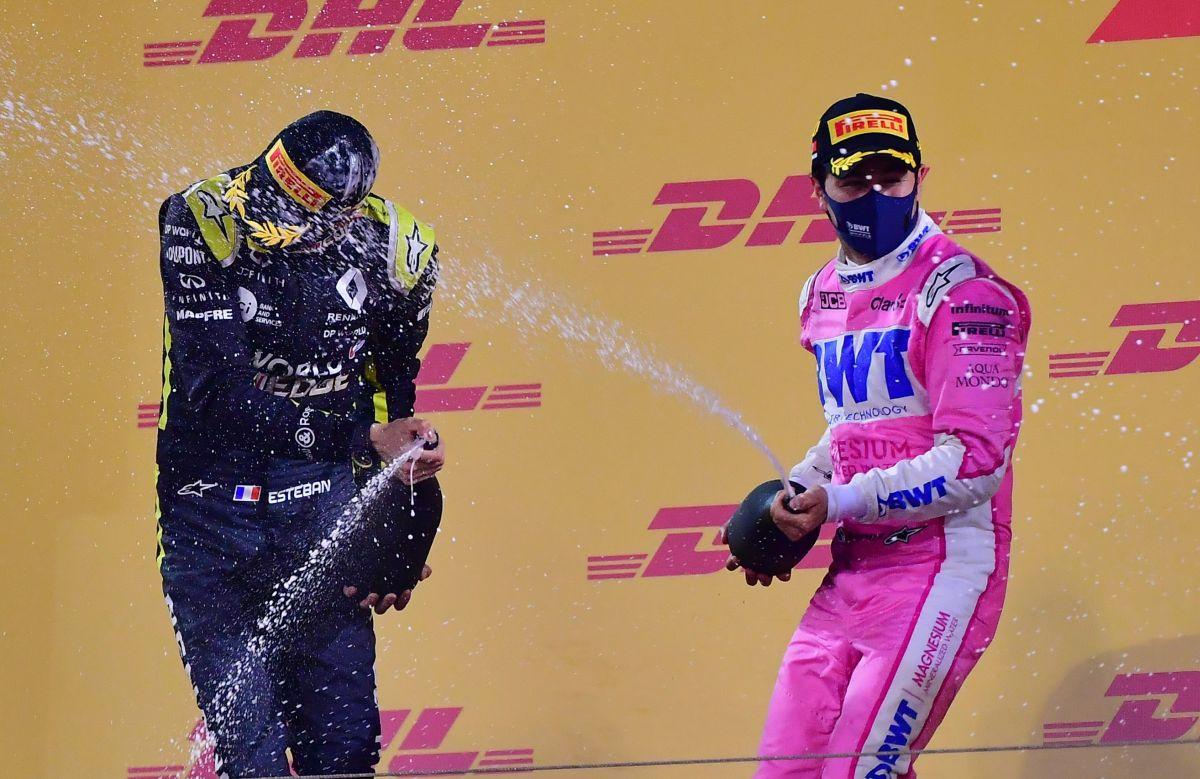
823, 559, 1007, 778
755, 585, 857, 779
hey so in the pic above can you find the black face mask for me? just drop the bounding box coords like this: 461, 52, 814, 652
825, 187, 919, 260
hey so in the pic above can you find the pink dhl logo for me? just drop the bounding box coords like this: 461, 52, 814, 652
1042, 671, 1200, 746
592, 175, 1000, 256
1049, 301, 1200, 379
414, 342, 543, 413
143, 0, 545, 68
139, 342, 542, 426
137, 706, 534, 778
1088, 0, 1200, 43
587, 504, 836, 581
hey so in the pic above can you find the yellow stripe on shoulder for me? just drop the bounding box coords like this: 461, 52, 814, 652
362, 195, 437, 292
183, 175, 241, 265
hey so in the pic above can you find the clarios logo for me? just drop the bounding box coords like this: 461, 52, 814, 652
1049, 300, 1200, 379
586, 504, 836, 581
143, 0, 547, 68
591, 173, 1000, 256
1042, 670, 1200, 746
134, 705, 536, 778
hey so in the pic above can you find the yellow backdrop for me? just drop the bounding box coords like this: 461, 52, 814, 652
3, 0, 1199, 776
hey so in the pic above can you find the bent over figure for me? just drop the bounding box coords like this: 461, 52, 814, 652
155, 111, 445, 778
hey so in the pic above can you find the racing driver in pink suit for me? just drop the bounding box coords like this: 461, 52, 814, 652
721, 94, 1032, 778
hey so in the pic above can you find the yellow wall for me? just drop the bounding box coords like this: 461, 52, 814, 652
2, 1, 1198, 776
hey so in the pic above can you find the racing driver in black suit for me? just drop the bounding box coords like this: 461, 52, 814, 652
154, 110, 444, 778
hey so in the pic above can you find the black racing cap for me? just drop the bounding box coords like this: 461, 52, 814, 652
227, 111, 380, 250
811, 93, 921, 178
255, 110, 379, 213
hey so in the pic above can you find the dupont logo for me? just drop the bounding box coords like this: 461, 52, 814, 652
151, 706, 534, 778
414, 342, 543, 412
586, 504, 835, 580
142, 0, 546, 68
592, 175, 999, 256
1042, 671, 1200, 746
1049, 300, 1200, 379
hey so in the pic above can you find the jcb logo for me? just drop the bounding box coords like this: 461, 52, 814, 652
143, 0, 546, 68
587, 504, 835, 581
1049, 301, 1200, 379
591, 174, 1000, 256
1042, 671, 1200, 746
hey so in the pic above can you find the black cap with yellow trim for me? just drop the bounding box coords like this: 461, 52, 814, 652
811, 93, 921, 178
224, 110, 380, 251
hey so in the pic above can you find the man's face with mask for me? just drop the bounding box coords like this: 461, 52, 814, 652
811, 156, 931, 262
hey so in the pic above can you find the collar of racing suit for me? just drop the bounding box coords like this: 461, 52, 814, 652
833, 209, 940, 292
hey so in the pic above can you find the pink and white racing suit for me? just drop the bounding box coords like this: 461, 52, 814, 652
755, 211, 1032, 779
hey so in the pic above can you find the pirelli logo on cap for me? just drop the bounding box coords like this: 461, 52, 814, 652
266, 139, 333, 212
828, 110, 909, 142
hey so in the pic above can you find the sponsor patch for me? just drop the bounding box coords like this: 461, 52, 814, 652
176, 480, 216, 498
233, 484, 261, 502
828, 109, 910, 142
952, 320, 1008, 338
268, 479, 332, 504
820, 290, 847, 310
265, 139, 333, 212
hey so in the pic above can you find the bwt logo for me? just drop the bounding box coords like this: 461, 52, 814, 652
878, 476, 948, 516
591, 174, 1000, 256
1042, 671, 1200, 746
586, 504, 835, 581
866, 699, 919, 779
1049, 301, 1200, 379
814, 328, 914, 409
138, 341, 541, 427
838, 270, 875, 285
138, 706, 534, 778
142, 0, 546, 68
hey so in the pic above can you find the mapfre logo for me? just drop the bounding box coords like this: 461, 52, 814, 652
1049, 300, 1200, 379
1042, 671, 1200, 746
143, 0, 546, 68
592, 174, 1000, 255
134, 705, 535, 778
586, 504, 835, 581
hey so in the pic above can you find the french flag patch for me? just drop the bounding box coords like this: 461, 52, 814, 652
233, 485, 261, 502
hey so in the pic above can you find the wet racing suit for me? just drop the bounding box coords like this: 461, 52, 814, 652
155, 171, 439, 777
756, 211, 1032, 778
